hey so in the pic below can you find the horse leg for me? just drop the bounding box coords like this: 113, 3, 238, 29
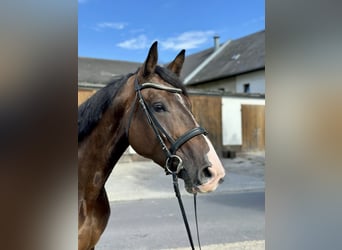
79, 188, 110, 250
92, 188, 111, 247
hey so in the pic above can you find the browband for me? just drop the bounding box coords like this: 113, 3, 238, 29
136, 82, 183, 93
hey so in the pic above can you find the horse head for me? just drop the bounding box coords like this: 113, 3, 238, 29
127, 42, 225, 194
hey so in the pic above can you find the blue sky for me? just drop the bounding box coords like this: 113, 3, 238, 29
78, 0, 264, 63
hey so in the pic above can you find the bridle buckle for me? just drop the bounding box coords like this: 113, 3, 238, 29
165, 155, 183, 174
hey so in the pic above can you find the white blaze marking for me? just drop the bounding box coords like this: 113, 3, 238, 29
205, 136, 225, 175
198, 136, 226, 192
175, 93, 186, 107
175, 93, 226, 192
175, 93, 198, 124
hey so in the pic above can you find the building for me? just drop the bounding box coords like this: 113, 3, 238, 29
182, 30, 265, 94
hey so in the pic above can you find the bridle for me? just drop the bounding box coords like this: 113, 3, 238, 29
127, 77, 208, 174
127, 76, 208, 249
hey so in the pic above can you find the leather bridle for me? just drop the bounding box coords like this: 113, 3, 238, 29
127, 77, 207, 249
127, 77, 208, 174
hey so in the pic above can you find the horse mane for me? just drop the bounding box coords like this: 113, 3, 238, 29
78, 65, 187, 143
78, 73, 134, 143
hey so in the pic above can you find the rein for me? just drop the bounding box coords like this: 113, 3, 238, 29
127, 77, 207, 249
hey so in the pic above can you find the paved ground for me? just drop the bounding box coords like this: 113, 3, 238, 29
100, 152, 265, 249
105, 152, 265, 202
162, 240, 265, 250
97, 191, 264, 250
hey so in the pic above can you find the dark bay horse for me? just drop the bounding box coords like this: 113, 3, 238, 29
78, 42, 225, 250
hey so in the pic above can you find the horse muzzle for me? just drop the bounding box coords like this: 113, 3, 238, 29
191, 136, 226, 193
194, 165, 225, 193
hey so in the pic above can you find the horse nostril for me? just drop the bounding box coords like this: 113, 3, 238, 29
199, 167, 212, 184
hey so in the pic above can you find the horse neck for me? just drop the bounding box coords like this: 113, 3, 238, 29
78, 88, 132, 187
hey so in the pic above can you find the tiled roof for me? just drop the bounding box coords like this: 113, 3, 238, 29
78, 57, 140, 84
183, 30, 265, 85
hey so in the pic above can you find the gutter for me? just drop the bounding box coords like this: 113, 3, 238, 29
186, 67, 265, 87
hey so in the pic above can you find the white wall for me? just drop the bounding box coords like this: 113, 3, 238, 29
189, 69, 265, 94
189, 77, 236, 92
222, 97, 265, 146
236, 70, 265, 94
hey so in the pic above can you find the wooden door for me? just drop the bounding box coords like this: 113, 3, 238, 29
241, 104, 265, 151
78, 89, 96, 106
190, 95, 222, 156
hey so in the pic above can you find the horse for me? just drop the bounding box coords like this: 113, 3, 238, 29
78, 41, 226, 250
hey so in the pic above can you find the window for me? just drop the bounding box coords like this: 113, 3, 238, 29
243, 83, 250, 93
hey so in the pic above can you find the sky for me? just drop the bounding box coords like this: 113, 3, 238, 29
78, 0, 265, 63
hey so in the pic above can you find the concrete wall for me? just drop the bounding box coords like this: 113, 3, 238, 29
236, 70, 265, 94
188, 69, 265, 95
222, 96, 265, 146
188, 77, 236, 92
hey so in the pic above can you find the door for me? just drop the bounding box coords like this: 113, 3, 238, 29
190, 95, 222, 156
241, 104, 265, 151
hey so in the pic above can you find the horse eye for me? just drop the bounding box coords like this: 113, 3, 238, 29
152, 102, 167, 113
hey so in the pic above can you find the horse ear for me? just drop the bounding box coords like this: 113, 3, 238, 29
138, 41, 158, 80
167, 49, 185, 77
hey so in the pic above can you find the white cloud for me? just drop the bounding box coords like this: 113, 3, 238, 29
116, 30, 215, 51
94, 22, 127, 31
160, 30, 215, 50
117, 35, 149, 49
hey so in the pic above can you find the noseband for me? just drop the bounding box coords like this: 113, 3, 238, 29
127, 77, 207, 249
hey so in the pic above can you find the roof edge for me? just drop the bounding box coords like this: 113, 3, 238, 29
184, 40, 232, 85
78, 56, 142, 64
187, 88, 265, 99
78, 82, 106, 89
187, 67, 265, 86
